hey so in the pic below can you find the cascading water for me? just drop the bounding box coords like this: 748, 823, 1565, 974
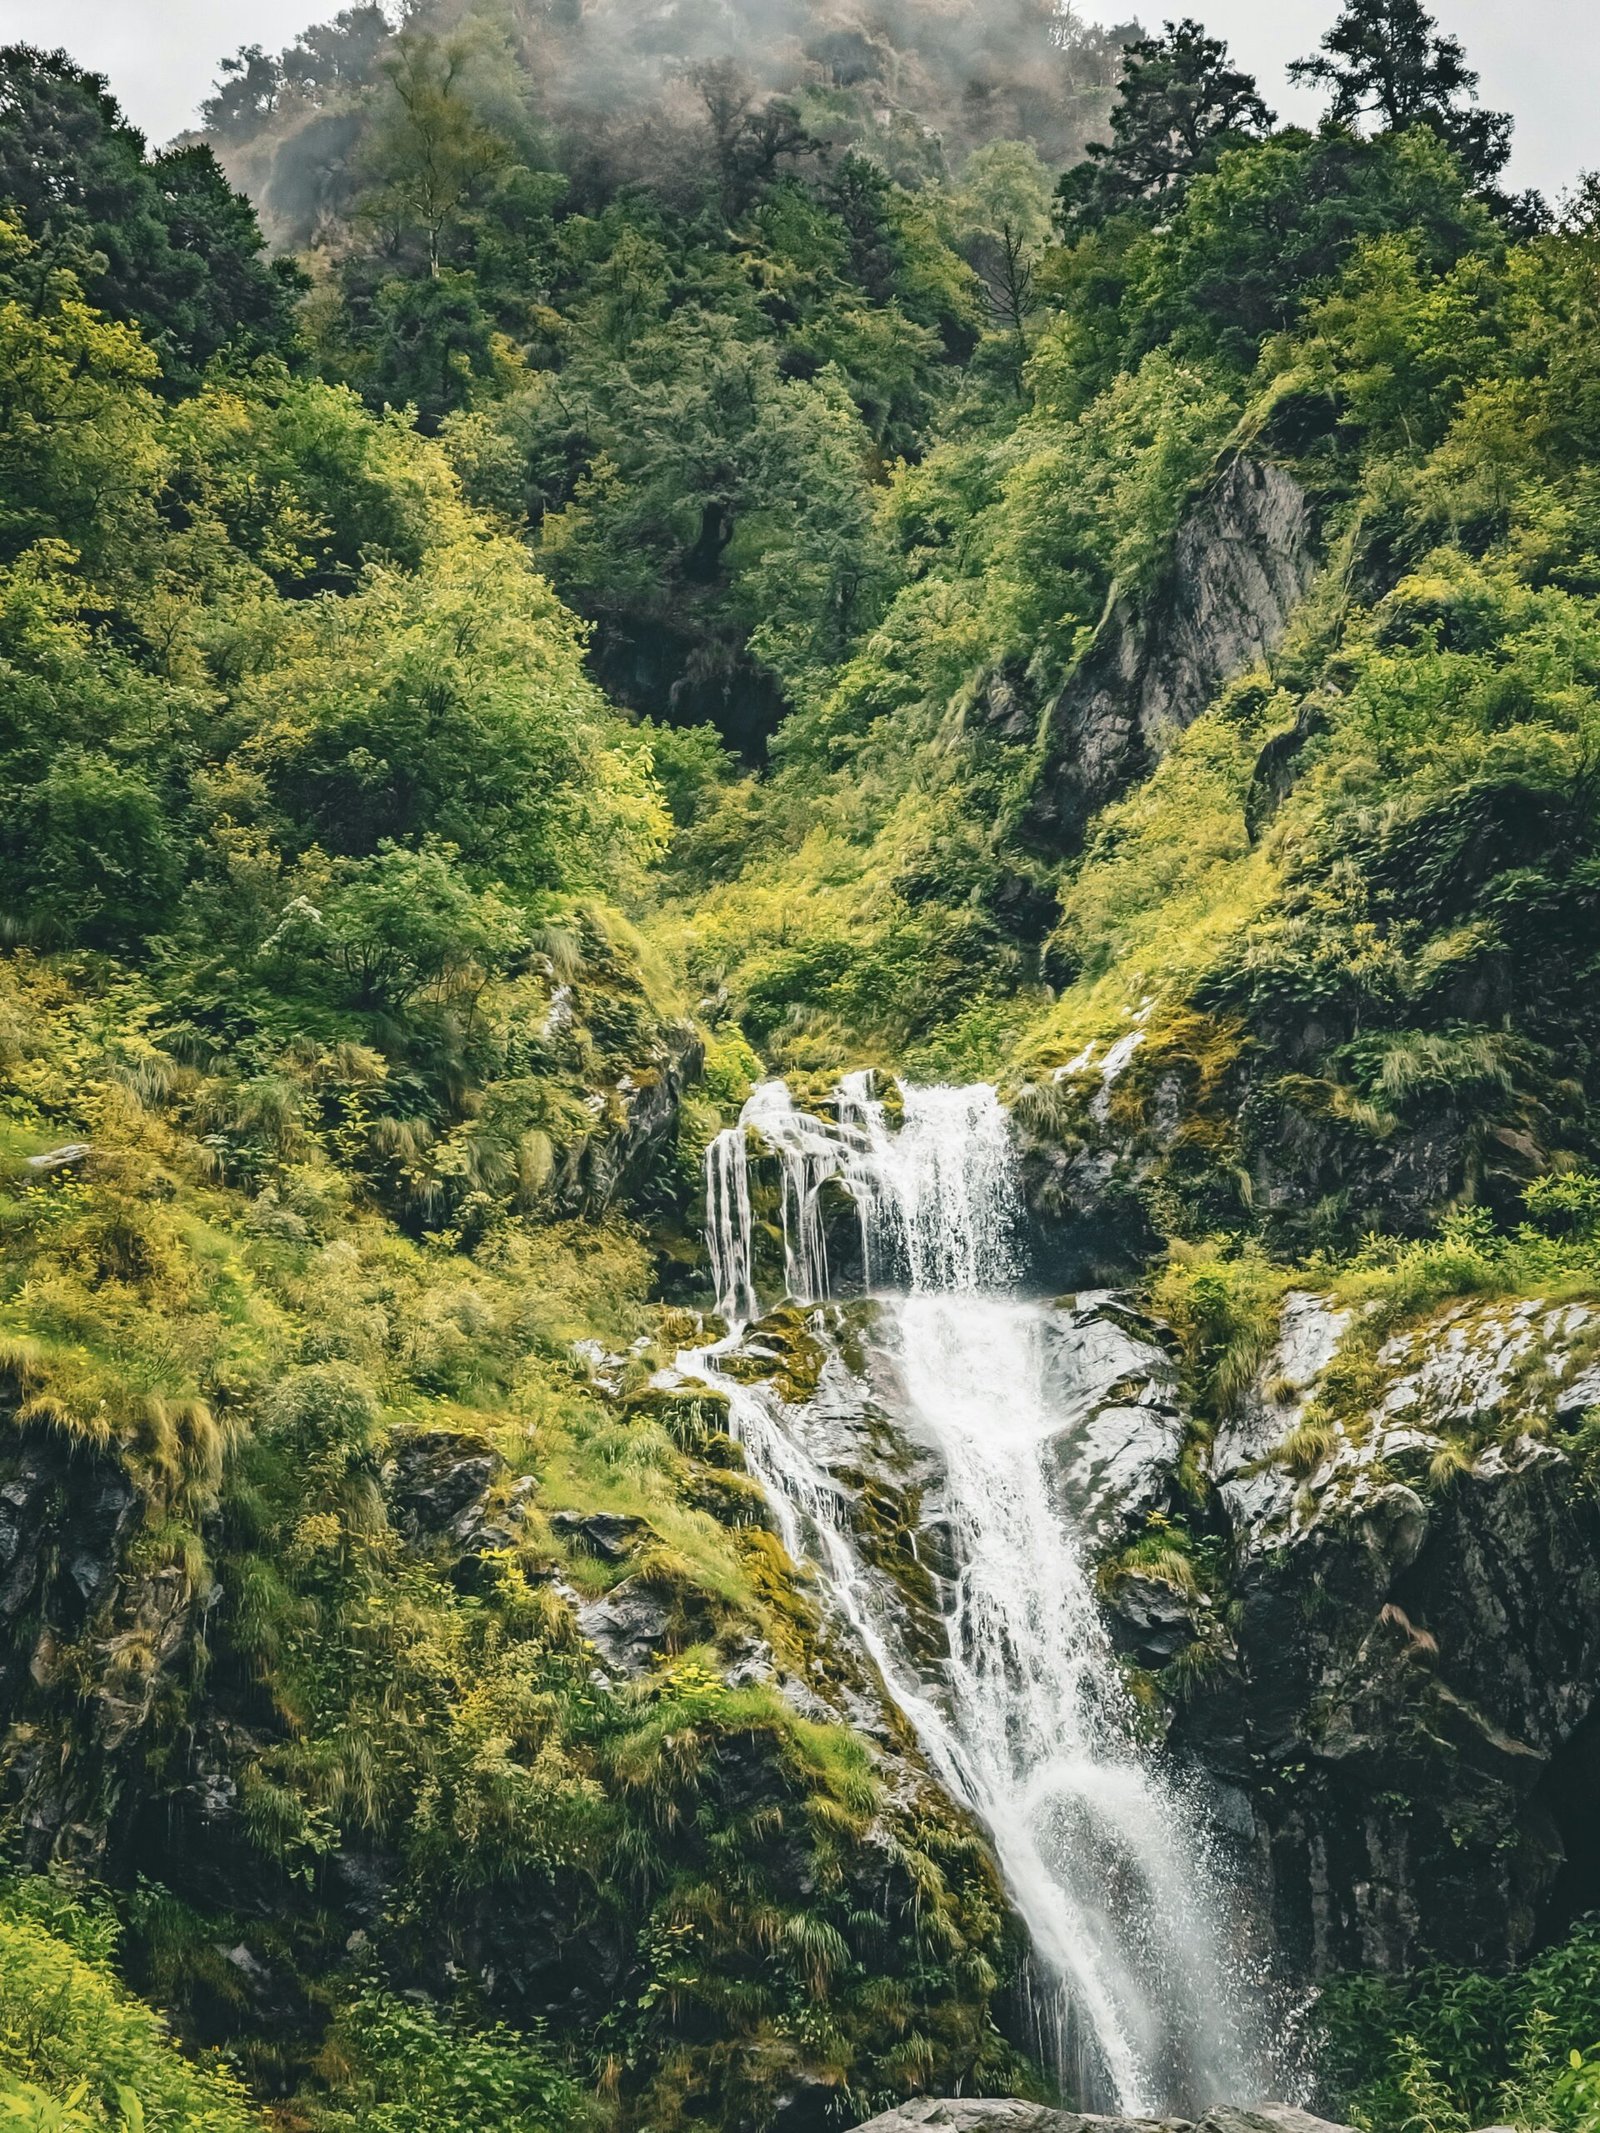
691, 1079, 1284, 2116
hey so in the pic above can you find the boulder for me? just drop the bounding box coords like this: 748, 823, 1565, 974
1105, 1569, 1203, 1665
551, 1508, 646, 1561
23, 1142, 93, 1174
574, 1580, 676, 1677
384, 1425, 505, 1544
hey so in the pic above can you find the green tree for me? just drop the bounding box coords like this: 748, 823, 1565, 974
0, 223, 167, 576
1055, 18, 1275, 235
361, 266, 502, 426
1289, 0, 1514, 193
529, 318, 886, 748
0, 45, 299, 385
951, 140, 1055, 390
237, 533, 666, 892
199, 43, 281, 142
1124, 124, 1496, 368
693, 61, 825, 223
361, 32, 510, 276
266, 842, 527, 1015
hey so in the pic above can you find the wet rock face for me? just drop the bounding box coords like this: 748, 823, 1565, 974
713, 1293, 1191, 1688
575, 1017, 705, 1216
1211, 1292, 1351, 1545
1181, 1295, 1600, 1977
1038, 1292, 1187, 1549
0, 1424, 208, 1862
1017, 456, 1316, 857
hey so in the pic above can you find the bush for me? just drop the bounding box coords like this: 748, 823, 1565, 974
311, 1990, 593, 2133
1321, 1919, 1600, 2131
0, 1904, 257, 2132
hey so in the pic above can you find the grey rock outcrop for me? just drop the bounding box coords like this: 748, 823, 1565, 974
1039, 1292, 1187, 1547
1183, 1294, 1600, 1975
1017, 456, 1316, 855
1211, 1292, 1350, 1544
577, 1018, 705, 1214
574, 1579, 677, 1677
551, 1507, 646, 1560
383, 1424, 537, 1589
384, 1424, 504, 1544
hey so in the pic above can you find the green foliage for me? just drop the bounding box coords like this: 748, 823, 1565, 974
1148, 1238, 1291, 1415
0, 1900, 258, 2131
1288, 0, 1515, 199
1055, 19, 1275, 236
1123, 126, 1496, 372
7, 5, 1600, 2128
1321, 1919, 1600, 2131
312, 1989, 591, 2132
0, 47, 299, 388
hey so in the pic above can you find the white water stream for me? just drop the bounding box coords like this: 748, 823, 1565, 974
685, 1079, 1279, 2115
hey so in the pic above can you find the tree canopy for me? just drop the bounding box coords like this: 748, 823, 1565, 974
0, 44, 301, 384
1289, 0, 1526, 209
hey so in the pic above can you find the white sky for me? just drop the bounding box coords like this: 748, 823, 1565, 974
0, 0, 1593, 200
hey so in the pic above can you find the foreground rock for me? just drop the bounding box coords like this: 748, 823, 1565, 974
853, 2102, 1355, 2133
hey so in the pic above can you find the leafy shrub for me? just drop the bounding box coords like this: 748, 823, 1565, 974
0, 1904, 257, 2132
1321, 1919, 1600, 2131
311, 1990, 592, 2133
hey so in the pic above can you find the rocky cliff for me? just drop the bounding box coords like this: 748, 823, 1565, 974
1015, 456, 1317, 857
1176, 1292, 1600, 1980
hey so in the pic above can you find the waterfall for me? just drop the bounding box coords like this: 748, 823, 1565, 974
689, 1079, 1279, 2116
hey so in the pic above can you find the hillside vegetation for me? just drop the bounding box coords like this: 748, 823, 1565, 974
0, 2, 1599, 2128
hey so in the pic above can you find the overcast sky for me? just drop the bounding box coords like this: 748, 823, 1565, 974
0, 0, 1593, 201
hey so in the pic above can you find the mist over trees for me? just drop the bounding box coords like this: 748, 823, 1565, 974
207, 0, 1137, 246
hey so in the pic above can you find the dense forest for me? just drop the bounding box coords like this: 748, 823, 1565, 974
1, 0, 1600, 2128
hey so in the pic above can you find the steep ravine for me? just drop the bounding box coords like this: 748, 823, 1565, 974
5, 1046, 1597, 2127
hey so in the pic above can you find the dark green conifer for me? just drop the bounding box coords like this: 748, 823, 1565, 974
1289, 0, 1512, 189
1056, 18, 1274, 235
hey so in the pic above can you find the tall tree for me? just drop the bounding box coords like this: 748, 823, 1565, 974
1289, 0, 1512, 191
953, 141, 1055, 391
692, 61, 825, 223
362, 33, 508, 275
1056, 18, 1274, 235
